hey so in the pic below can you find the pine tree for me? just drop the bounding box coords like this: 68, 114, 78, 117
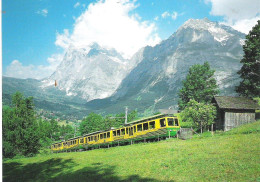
178, 62, 219, 110
236, 20, 260, 97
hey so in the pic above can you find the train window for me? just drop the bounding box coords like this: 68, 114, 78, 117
91, 136, 93, 141
121, 128, 125, 135
126, 128, 129, 134
175, 119, 179, 126
100, 134, 103, 139
117, 130, 120, 136
137, 124, 142, 131
80, 138, 84, 143
129, 127, 133, 136
168, 118, 174, 126
143, 123, 148, 130
107, 132, 110, 138
104, 133, 107, 139
160, 119, 166, 127
149, 121, 155, 129
113, 131, 116, 136
134, 126, 136, 132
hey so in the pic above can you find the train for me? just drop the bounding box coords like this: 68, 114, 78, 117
51, 114, 180, 152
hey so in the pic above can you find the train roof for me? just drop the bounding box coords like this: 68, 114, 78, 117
125, 113, 175, 126
83, 129, 111, 137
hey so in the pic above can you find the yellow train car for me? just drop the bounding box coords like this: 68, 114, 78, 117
51, 114, 180, 152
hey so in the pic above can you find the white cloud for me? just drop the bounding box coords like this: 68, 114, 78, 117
36, 9, 48, 17
55, 0, 160, 58
206, 0, 260, 33
171, 12, 178, 20
162, 11, 178, 20
5, 54, 63, 79
154, 16, 159, 21
162, 11, 170, 18
55, 29, 71, 49
232, 17, 260, 34
74, 2, 80, 8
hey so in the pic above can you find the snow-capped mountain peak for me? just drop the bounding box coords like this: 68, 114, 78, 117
42, 42, 130, 101
175, 18, 242, 45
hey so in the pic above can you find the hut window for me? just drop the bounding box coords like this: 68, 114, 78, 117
107, 132, 110, 138
174, 119, 179, 126
117, 130, 120, 136
121, 128, 125, 135
167, 118, 174, 126
113, 131, 116, 136
149, 121, 155, 129
160, 119, 166, 127
137, 124, 142, 131
143, 123, 148, 130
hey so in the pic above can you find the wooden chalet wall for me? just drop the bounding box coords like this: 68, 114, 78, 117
212, 96, 259, 131
224, 109, 255, 131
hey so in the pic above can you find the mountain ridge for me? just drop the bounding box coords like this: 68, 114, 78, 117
3, 18, 245, 117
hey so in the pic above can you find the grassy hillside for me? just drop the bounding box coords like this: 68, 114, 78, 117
3, 121, 260, 182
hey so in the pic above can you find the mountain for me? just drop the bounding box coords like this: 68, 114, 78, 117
86, 18, 245, 113
3, 18, 246, 117
2, 76, 88, 120
42, 43, 135, 101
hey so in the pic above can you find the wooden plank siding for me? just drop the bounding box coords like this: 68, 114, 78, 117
224, 112, 255, 131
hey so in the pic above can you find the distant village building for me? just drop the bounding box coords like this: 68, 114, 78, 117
212, 96, 259, 131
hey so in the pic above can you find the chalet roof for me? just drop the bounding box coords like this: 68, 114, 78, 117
213, 96, 260, 110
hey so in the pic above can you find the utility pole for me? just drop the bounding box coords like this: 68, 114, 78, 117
125, 106, 128, 124
108, 106, 129, 125
74, 121, 77, 138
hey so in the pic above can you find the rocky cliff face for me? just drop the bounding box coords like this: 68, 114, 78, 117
42, 43, 132, 101
96, 18, 245, 112
42, 18, 245, 113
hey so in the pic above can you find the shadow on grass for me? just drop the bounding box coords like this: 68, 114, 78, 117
3, 158, 159, 182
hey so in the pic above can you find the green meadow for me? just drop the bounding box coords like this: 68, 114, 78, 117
3, 121, 260, 182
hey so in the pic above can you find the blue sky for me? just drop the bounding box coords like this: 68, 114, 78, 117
3, 0, 260, 79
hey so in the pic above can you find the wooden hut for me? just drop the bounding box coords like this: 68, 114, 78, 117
212, 96, 259, 131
